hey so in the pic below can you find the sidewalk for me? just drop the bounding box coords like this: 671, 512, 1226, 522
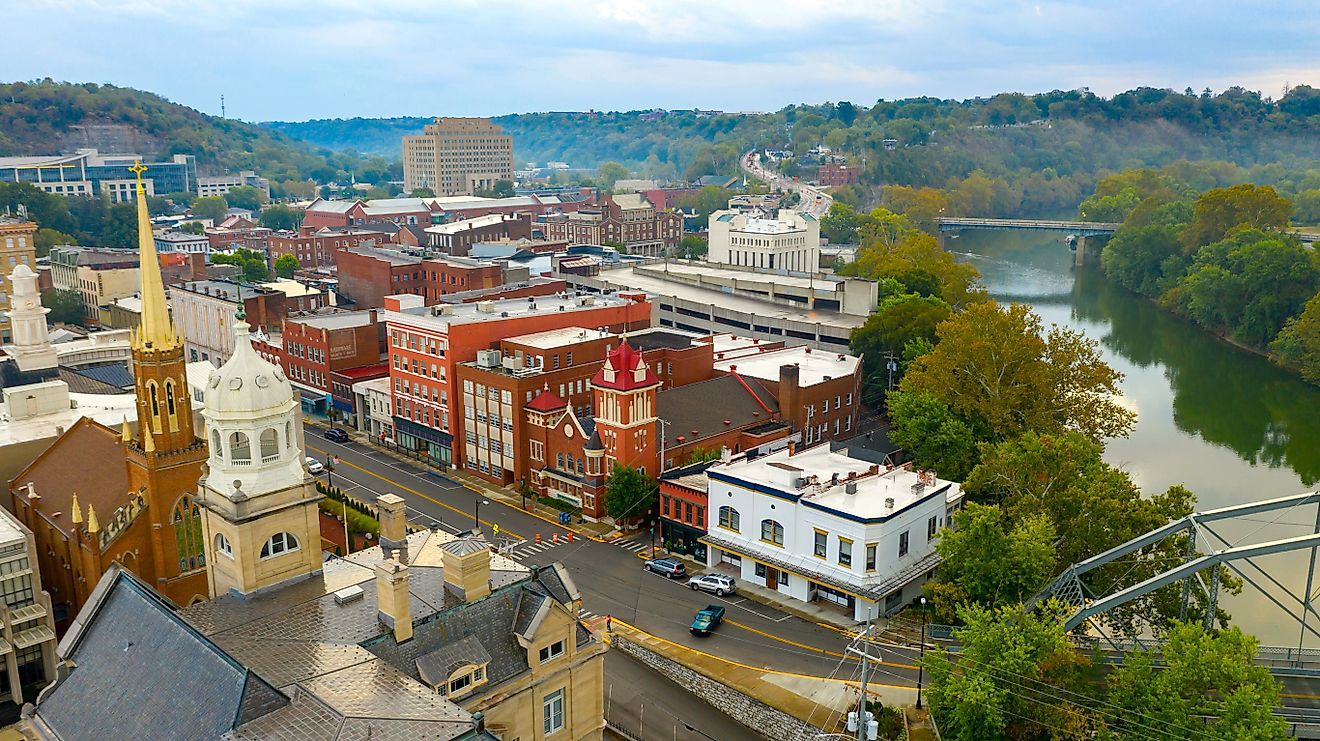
305, 417, 618, 541
591, 616, 916, 730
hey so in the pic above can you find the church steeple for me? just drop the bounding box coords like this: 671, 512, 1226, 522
127, 161, 196, 455
129, 161, 181, 353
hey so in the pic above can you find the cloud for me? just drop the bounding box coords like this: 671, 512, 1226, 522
2, 1, 1317, 119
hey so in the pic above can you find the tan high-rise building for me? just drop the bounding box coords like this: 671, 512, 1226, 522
403, 117, 514, 196
0, 216, 38, 343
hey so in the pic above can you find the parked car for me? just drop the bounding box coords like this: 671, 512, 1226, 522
324, 428, 350, 443
690, 605, 725, 636
643, 558, 687, 579
687, 574, 736, 596
305, 457, 325, 474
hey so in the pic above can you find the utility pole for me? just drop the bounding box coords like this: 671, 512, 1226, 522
845, 621, 878, 741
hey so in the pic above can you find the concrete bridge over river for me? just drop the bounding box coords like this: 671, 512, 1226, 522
935, 217, 1121, 266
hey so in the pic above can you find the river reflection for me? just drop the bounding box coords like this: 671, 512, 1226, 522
956, 231, 1320, 644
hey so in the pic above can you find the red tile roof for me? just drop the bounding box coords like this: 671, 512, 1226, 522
526, 388, 567, 412
591, 340, 659, 392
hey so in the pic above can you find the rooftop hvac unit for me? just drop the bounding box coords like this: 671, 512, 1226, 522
333, 585, 364, 605
476, 349, 502, 368
477, 300, 496, 313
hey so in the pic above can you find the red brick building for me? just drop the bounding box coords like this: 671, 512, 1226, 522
384, 292, 654, 469
659, 461, 717, 560
301, 198, 433, 230
816, 163, 862, 187
276, 310, 386, 414
336, 247, 424, 309
424, 213, 532, 256
713, 344, 863, 447
267, 227, 385, 269
539, 194, 682, 256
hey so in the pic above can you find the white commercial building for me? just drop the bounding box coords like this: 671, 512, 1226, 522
351, 376, 394, 441
701, 445, 963, 622
707, 209, 820, 273
196, 170, 270, 199
154, 231, 210, 256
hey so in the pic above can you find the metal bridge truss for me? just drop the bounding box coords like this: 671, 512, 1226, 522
1032, 491, 1320, 666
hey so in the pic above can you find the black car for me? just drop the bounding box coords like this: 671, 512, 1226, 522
324, 428, 350, 443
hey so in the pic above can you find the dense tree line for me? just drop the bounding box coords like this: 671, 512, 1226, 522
0, 80, 399, 198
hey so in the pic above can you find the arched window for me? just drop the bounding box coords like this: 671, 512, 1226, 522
718, 506, 740, 532
229, 431, 251, 463
557, 453, 564, 470
576, 457, 584, 475
260, 532, 300, 559
165, 380, 177, 415
172, 495, 205, 572
760, 519, 784, 546
215, 532, 233, 558
259, 428, 279, 462
147, 381, 161, 433
566, 453, 575, 472
210, 429, 222, 459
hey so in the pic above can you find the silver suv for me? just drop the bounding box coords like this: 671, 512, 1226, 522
687, 573, 736, 596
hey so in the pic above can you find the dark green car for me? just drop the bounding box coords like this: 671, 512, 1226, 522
690, 605, 725, 636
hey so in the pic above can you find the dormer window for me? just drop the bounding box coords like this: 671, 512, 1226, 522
538, 639, 566, 663
441, 663, 488, 698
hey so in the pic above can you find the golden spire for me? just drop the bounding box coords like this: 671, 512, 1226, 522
121, 416, 131, 443
130, 161, 180, 351
87, 505, 100, 534
144, 427, 156, 453
71, 493, 82, 524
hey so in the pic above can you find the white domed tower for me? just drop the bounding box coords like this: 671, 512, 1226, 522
197, 316, 323, 597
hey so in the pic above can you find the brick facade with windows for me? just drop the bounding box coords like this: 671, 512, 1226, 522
278, 310, 385, 412
539, 194, 682, 257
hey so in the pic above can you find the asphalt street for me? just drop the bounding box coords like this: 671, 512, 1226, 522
304, 426, 1320, 730
603, 651, 759, 741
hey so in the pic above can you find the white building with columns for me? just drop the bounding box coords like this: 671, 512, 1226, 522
706, 208, 820, 273
700, 444, 963, 622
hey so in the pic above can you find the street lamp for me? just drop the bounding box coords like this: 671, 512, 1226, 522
683, 722, 719, 741
916, 596, 928, 709
473, 498, 489, 531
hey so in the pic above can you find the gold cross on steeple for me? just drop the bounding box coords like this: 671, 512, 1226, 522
129, 160, 148, 181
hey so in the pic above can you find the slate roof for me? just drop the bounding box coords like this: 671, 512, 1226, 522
32, 567, 288, 741
30, 530, 576, 740
64, 362, 135, 391
56, 367, 126, 395
656, 374, 781, 449
415, 635, 493, 687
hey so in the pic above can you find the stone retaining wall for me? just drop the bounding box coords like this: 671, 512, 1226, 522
611, 634, 825, 741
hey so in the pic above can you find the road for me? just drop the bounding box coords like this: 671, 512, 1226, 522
740, 150, 833, 219
305, 426, 1320, 730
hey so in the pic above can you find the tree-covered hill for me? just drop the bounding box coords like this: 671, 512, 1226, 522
0, 80, 398, 192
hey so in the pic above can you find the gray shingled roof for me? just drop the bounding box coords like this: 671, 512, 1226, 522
439, 535, 490, 557
656, 374, 781, 448
35, 569, 288, 741
415, 635, 493, 688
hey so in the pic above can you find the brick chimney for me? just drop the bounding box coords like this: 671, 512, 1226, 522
375, 559, 413, 642
441, 536, 492, 603
377, 493, 408, 562
778, 363, 801, 429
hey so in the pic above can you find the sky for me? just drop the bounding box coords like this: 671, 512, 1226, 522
5, 0, 1318, 122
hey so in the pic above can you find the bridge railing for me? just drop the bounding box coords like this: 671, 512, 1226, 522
935, 217, 1122, 232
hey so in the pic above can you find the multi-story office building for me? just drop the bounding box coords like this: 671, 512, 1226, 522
384, 292, 653, 468
168, 280, 286, 365
195, 170, 270, 199
154, 230, 210, 256
0, 149, 197, 201
46, 246, 140, 325
701, 445, 964, 621
707, 208, 821, 272
0, 217, 38, 342
403, 118, 515, 196
540, 194, 682, 257
274, 310, 386, 415
0, 505, 58, 708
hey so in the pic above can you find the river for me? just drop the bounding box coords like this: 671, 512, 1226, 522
953, 230, 1320, 646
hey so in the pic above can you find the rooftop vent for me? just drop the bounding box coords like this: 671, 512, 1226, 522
333, 584, 365, 605
846, 481, 858, 495
884, 497, 895, 510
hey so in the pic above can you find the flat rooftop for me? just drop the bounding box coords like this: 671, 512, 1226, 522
287, 310, 377, 330
738, 215, 809, 234
348, 246, 420, 266
172, 280, 276, 299
0, 508, 26, 549
386, 292, 638, 331
709, 332, 777, 356
641, 262, 844, 291
259, 279, 323, 298
507, 326, 612, 350
623, 327, 706, 351
713, 445, 961, 521
591, 267, 862, 330
716, 345, 859, 386
425, 213, 506, 234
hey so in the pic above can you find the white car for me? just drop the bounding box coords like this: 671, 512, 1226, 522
305, 457, 325, 474
688, 574, 736, 596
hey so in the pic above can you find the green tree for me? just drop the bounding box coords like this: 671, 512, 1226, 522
274, 254, 300, 278
676, 235, 707, 259
224, 185, 264, 211
1108, 623, 1286, 740
844, 224, 984, 308
881, 185, 950, 233
925, 503, 1056, 623
410, 187, 436, 198
258, 205, 302, 231
1100, 223, 1185, 296
191, 196, 228, 223
676, 186, 733, 223
885, 391, 981, 480
33, 227, 75, 257
851, 293, 951, 405
604, 463, 657, 523
821, 201, 863, 243
1180, 183, 1292, 253
596, 161, 630, 189
900, 302, 1134, 443
492, 180, 516, 198
211, 248, 270, 282
41, 289, 86, 326
1273, 292, 1320, 381
179, 221, 205, 235
925, 602, 1096, 741
685, 447, 722, 465
162, 191, 195, 208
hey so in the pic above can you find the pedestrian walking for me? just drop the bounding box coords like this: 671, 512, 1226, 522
606, 615, 613, 633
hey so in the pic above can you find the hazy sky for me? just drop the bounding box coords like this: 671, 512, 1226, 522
6, 1, 1318, 121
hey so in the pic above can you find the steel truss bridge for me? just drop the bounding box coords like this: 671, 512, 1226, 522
1032, 491, 1320, 675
